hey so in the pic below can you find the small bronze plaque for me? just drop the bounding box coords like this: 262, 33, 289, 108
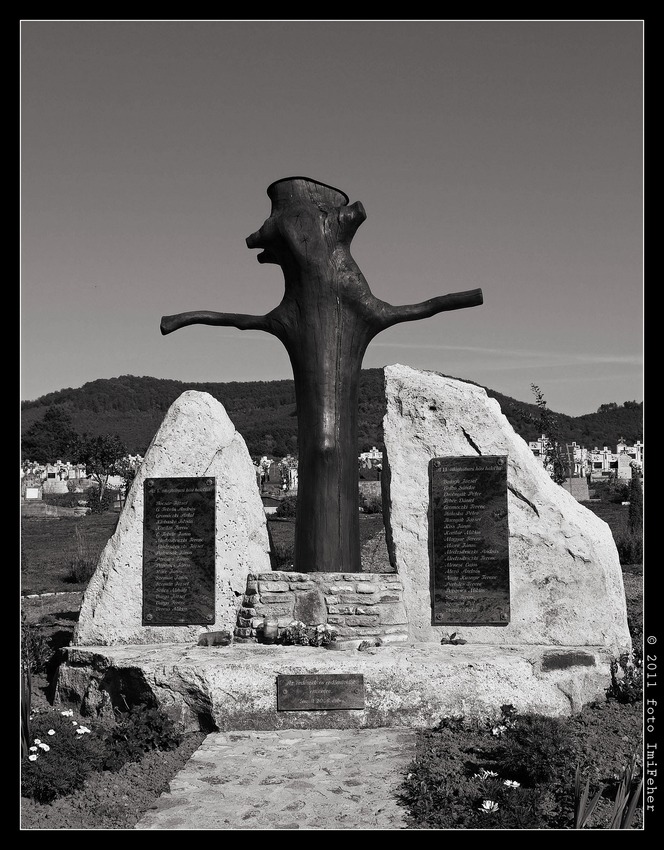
143, 477, 216, 625
277, 674, 365, 710
430, 456, 509, 626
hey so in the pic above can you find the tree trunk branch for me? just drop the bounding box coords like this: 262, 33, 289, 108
160, 311, 274, 336
376, 288, 484, 330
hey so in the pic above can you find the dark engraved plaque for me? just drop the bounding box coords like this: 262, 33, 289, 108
143, 477, 216, 625
430, 456, 509, 626
277, 674, 365, 710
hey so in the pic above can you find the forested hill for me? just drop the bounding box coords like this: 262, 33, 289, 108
20, 370, 643, 459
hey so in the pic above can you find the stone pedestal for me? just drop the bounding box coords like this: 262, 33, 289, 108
55, 642, 617, 732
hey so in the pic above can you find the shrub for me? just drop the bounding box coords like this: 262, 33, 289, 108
22, 703, 185, 804
359, 491, 382, 513
21, 711, 108, 803
21, 611, 53, 675
607, 479, 630, 504
66, 524, 98, 584
85, 486, 118, 514
42, 491, 84, 508
615, 529, 643, 566
272, 543, 295, 569
606, 652, 643, 704
495, 713, 580, 787
274, 494, 297, 518
21, 667, 32, 758
103, 704, 183, 772
627, 472, 643, 534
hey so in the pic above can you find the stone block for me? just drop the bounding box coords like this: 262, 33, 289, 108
73, 391, 271, 646
382, 364, 631, 653
293, 587, 328, 626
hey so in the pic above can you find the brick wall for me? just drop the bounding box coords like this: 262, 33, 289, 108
234, 571, 408, 644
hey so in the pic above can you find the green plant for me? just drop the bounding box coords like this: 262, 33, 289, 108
495, 713, 580, 787
85, 485, 117, 514
606, 652, 643, 704
274, 494, 297, 518
275, 620, 336, 647
469, 769, 546, 829
627, 470, 643, 534
272, 541, 295, 569
21, 667, 32, 759
69, 432, 127, 502
400, 713, 557, 830
41, 491, 85, 508
574, 766, 605, 828
608, 755, 643, 828
21, 710, 108, 803
21, 611, 53, 675
615, 528, 643, 566
530, 384, 569, 485
67, 524, 98, 583
103, 704, 183, 772
359, 490, 382, 513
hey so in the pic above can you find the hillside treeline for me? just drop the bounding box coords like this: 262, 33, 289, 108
21, 370, 643, 460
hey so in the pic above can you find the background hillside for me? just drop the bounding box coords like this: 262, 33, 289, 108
20, 370, 643, 459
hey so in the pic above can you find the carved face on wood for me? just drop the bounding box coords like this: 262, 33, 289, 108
246, 176, 366, 272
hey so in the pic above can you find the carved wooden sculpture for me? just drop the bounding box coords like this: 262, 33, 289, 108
161, 177, 483, 572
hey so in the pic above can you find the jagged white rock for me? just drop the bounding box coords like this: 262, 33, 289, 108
381, 364, 631, 653
73, 391, 271, 645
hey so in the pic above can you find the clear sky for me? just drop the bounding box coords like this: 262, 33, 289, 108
20, 20, 643, 416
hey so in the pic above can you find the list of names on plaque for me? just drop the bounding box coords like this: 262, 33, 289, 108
143, 477, 216, 625
430, 456, 509, 626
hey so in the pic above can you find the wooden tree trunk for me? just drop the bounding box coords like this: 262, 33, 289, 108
161, 177, 483, 572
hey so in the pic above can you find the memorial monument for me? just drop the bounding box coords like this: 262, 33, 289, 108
56, 177, 632, 729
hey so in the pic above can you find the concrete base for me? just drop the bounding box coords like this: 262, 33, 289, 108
55, 642, 616, 732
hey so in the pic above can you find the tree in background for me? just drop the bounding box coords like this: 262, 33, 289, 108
70, 434, 127, 506
21, 406, 79, 464
628, 464, 643, 535
115, 455, 142, 501
530, 384, 568, 485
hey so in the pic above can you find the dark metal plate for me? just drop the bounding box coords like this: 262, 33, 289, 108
142, 477, 216, 625
430, 456, 509, 626
277, 674, 365, 710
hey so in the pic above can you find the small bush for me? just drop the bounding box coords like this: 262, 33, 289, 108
103, 705, 183, 772
607, 481, 630, 504
21, 668, 32, 758
85, 486, 118, 514
66, 524, 98, 584
42, 491, 84, 508
606, 652, 643, 704
615, 529, 643, 566
21, 612, 53, 675
22, 703, 185, 803
359, 491, 382, 513
495, 713, 580, 787
274, 495, 297, 518
21, 711, 108, 803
